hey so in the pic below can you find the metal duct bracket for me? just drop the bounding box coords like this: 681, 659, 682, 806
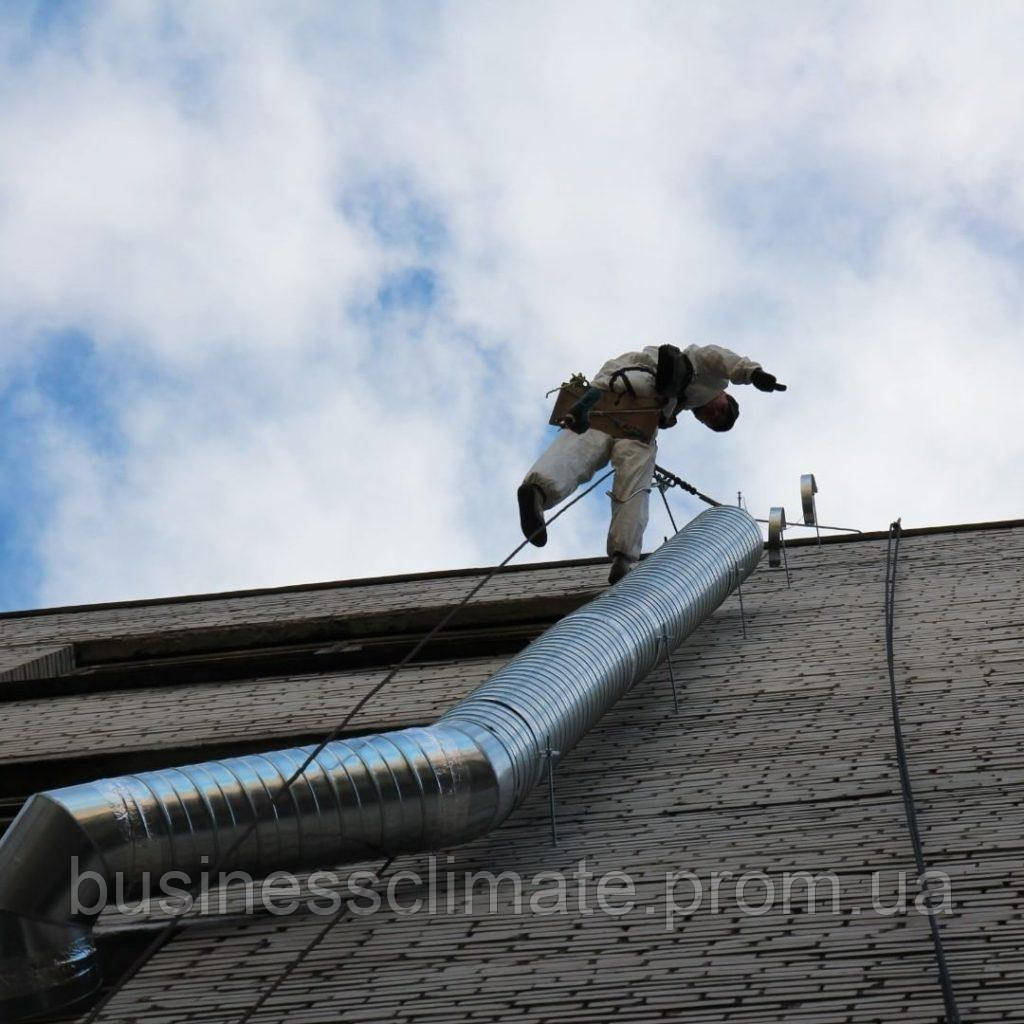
768, 506, 792, 586
801, 473, 822, 549
0, 506, 763, 1021
768, 506, 786, 567
800, 474, 818, 526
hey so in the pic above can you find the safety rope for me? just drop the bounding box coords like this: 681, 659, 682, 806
653, 464, 723, 507
83, 468, 616, 1023
885, 520, 962, 1024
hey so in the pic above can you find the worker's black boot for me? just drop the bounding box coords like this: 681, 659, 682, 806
517, 484, 547, 546
608, 553, 634, 584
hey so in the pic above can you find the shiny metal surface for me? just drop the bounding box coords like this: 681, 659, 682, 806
0, 506, 762, 1019
768, 506, 787, 568
800, 474, 818, 526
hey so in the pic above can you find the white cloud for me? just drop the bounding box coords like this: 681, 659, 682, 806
1, 1, 1022, 607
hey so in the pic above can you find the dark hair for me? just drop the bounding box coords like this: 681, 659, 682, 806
705, 393, 739, 432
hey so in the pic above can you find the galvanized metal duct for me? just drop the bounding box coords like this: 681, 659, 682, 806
0, 506, 762, 1019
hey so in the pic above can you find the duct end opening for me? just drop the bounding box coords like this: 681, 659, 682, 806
0, 912, 100, 1021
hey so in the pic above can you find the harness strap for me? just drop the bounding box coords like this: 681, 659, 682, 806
606, 365, 655, 399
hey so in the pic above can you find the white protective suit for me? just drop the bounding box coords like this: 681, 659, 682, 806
522, 344, 762, 563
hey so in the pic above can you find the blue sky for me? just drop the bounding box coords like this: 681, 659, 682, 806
0, 330, 117, 606
1, 1, 1024, 610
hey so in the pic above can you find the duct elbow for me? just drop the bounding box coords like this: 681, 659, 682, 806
0, 912, 99, 1021
0, 725, 506, 1022
0, 793, 108, 1019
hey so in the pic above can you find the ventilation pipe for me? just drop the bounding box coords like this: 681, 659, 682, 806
0, 506, 762, 1019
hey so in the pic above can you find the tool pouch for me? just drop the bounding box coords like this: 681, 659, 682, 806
549, 382, 662, 444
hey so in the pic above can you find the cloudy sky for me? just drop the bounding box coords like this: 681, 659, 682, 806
1, 1, 1022, 610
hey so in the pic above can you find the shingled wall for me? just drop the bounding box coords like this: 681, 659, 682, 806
2, 523, 1022, 1023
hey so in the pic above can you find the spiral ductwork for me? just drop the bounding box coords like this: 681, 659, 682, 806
0, 506, 762, 1019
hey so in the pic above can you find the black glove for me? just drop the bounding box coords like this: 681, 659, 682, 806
564, 386, 602, 434
751, 369, 787, 392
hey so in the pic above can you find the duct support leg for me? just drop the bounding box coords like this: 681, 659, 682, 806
540, 738, 560, 847
734, 564, 748, 639
659, 634, 680, 714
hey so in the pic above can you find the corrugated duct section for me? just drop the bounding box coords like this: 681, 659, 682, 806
0, 505, 762, 1019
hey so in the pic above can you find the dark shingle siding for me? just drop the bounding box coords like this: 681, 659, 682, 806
0, 642, 74, 682
9, 524, 1024, 1021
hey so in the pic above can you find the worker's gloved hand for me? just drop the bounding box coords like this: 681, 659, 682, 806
751, 369, 787, 392
563, 386, 602, 434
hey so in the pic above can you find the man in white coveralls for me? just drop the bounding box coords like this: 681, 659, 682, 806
518, 343, 786, 583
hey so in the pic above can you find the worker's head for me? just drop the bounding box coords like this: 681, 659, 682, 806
693, 392, 739, 432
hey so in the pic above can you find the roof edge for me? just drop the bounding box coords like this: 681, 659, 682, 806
2, 516, 1021, 621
